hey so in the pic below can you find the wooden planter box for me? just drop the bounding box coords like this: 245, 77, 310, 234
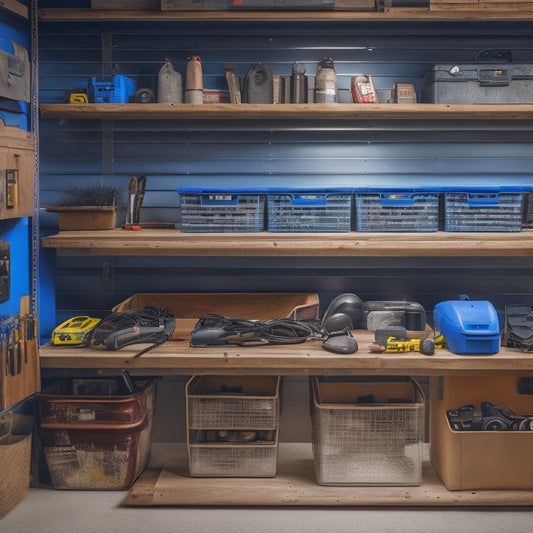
43, 205, 116, 230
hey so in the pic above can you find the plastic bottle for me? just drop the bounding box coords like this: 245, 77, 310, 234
291, 62, 308, 104
157, 59, 182, 103
314, 57, 338, 104
185, 56, 203, 105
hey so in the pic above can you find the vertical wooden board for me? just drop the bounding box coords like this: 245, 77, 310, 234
0, 0, 28, 18
0, 296, 40, 411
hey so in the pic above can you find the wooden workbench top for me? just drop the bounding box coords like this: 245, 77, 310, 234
39, 330, 533, 376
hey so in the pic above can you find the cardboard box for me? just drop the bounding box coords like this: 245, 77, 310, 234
430, 375, 533, 490
113, 292, 319, 340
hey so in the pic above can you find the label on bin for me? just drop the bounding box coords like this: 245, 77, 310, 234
46, 445, 79, 468
77, 409, 96, 422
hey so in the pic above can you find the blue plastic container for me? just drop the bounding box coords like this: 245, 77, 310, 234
88, 75, 135, 104
444, 189, 525, 232
267, 189, 352, 232
355, 192, 439, 232
433, 300, 500, 355
179, 188, 266, 232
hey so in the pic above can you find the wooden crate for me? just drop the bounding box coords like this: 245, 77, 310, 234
113, 292, 319, 340
42, 205, 117, 230
0, 124, 34, 220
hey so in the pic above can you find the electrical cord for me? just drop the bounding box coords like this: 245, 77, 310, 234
190, 313, 325, 347
85, 306, 175, 351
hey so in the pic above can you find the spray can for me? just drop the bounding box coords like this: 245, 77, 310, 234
314, 57, 338, 104
185, 56, 203, 105
157, 59, 182, 103
291, 62, 308, 104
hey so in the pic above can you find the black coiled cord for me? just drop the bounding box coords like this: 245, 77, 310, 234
193, 313, 325, 346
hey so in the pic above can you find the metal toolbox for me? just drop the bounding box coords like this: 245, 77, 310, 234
421, 63, 533, 104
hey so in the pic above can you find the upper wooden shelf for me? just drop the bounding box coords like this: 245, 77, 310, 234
39, 103, 533, 121
41, 229, 533, 257
38, 7, 533, 23
38, 330, 533, 376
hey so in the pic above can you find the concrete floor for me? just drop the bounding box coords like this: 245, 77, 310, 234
2, 488, 533, 533
2, 443, 532, 533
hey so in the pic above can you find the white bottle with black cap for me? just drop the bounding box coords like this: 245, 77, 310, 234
185, 55, 203, 104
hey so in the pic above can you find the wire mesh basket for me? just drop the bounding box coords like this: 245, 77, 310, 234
311, 377, 425, 486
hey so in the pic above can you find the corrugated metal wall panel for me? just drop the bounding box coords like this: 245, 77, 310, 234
37, 14, 533, 329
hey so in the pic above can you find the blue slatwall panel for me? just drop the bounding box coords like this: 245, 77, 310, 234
37, 12, 533, 330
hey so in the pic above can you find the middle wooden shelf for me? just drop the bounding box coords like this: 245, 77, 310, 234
38, 329, 533, 376
41, 229, 533, 257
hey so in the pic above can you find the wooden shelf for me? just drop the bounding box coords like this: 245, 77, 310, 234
39, 103, 533, 121
125, 443, 533, 507
38, 7, 533, 23
41, 229, 533, 257
38, 329, 533, 376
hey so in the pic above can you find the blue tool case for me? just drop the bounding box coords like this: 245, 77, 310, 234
267, 189, 352, 232
355, 190, 439, 232
443, 187, 526, 232
88, 75, 135, 104
178, 188, 266, 233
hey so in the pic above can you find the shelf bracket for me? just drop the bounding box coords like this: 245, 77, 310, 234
102, 257, 115, 300
101, 120, 115, 175
101, 32, 113, 76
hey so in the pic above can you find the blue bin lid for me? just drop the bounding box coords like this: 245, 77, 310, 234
178, 187, 268, 194
434, 300, 500, 336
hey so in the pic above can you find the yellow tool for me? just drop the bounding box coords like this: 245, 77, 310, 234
69, 92, 88, 103
369, 334, 445, 356
52, 316, 101, 345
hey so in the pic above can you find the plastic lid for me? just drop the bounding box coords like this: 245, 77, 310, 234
318, 57, 335, 69
292, 62, 306, 74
